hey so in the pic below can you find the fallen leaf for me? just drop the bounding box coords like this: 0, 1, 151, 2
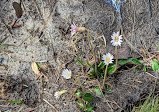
13, 2, 23, 18
31, 62, 40, 75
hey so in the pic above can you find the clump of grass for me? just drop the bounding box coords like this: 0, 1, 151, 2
131, 95, 159, 112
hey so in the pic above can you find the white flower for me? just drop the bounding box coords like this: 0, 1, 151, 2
110, 31, 123, 46
54, 90, 68, 99
62, 69, 72, 79
102, 53, 114, 65
54, 92, 59, 99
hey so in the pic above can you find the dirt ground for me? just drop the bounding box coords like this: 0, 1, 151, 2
0, 0, 159, 112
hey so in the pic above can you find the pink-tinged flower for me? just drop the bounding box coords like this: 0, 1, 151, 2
71, 24, 78, 36
71, 23, 87, 36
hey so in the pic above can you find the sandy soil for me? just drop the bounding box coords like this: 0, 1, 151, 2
0, 0, 159, 112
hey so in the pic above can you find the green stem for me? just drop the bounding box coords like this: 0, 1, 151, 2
115, 46, 118, 70
102, 65, 108, 89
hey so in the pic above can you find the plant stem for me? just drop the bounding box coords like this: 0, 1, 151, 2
115, 46, 118, 70
87, 29, 91, 48
87, 29, 97, 77
73, 76, 85, 92
93, 49, 98, 79
102, 65, 108, 89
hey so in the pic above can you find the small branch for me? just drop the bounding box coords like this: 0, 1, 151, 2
23, 107, 38, 112
0, 16, 13, 34
43, 99, 59, 112
145, 72, 159, 80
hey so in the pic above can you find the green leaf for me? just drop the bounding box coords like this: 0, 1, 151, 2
131, 58, 142, 65
143, 66, 146, 72
90, 69, 103, 78
105, 84, 110, 89
152, 59, 159, 72
86, 62, 92, 67
107, 64, 116, 74
90, 62, 105, 78
86, 104, 93, 111
90, 74, 95, 78
105, 84, 112, 94
77, 100, 84, 108
23, 84, 28, 87
118, 58, 142, 66
107, 89, 112, 94
6, 100, 22, 103
98, 62, 105, 69
77, 59, 84, 66
74, 90, 84, 98
35, 62, 40, 68
83, 93, 93, 102
118, 59, 131, 65
93, 87, 102, 98
90, 70, 95, 75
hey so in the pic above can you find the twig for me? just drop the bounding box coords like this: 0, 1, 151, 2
32, 0, 43, 19
23, 107, 38, 112
122, 83, 138, 89
43, 99, 59, 112
21, 0, 31, 16
17, 104, 25, 112
145, 72, 159, 79
0, 16, 12, 34
18, 35, 31, 47
0, 48, 13, 53
120, 24, 142, 57
39, 0, 57, 38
